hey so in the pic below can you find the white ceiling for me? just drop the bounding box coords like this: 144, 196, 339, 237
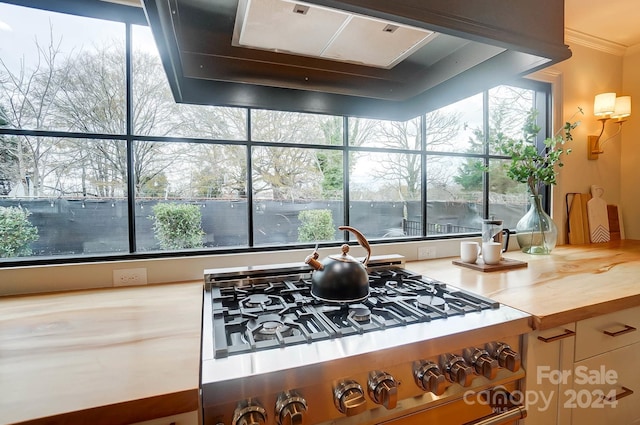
565, 0, 640, 47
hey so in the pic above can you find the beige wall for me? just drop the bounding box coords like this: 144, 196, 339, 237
540, 43, 628, 243
621, 48, 640, 239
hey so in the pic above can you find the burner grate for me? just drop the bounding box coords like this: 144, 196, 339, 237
208, 267, 500, 358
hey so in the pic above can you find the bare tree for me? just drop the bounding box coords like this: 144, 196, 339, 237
364, 111, 461, 199
0, 27, 73, 196
189, 144, 246, 198
252, 146, 321, 200
170, 106, 249, 198
248, 111, 326, 200
54, 42, 187, 197
173, 105, 248, 140
313, 116, 379, 199
0, 105, 19, 194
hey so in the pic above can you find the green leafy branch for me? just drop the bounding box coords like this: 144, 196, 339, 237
495, 108, 583, 196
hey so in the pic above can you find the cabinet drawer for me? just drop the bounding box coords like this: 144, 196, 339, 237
575, 306, 640, 362
570, 342, 640, 425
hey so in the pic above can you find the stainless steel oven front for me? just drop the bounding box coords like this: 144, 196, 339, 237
201, 257, 532, 425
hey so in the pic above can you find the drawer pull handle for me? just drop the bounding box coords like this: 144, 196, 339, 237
463, 405, 527, 425
469, 388, 527, 425
537, 329, 576, 343
603, 324, 637, 337
602, 386, 634, 402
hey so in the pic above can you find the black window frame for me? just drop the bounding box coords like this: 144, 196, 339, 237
0, 0, 552, 268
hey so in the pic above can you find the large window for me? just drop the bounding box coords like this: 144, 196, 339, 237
0, 1, 550, 264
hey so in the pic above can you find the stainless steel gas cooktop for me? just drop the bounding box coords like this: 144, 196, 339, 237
201, 255, 532, 425
208, 258, 499, 358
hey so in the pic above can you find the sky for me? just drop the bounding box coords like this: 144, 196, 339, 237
0, 3, 156, 73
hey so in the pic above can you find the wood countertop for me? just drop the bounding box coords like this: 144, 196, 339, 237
3, 242, 639, 423
0, 281, 203, 425
407, 240, 640, 330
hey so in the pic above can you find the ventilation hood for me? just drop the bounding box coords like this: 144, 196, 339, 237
141, 0, 571, 120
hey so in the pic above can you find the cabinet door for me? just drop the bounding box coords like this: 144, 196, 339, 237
522, 324, 576, 425
570, 342, 640, 425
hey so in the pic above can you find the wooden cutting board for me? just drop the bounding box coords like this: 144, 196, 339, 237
567, 192, 590, 244
587, 185, 610, 243
567, 192, 625, 244
608, 204, 625, 241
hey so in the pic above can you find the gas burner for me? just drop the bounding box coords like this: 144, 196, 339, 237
369, 282, 417, 299
417, 295, 446, 309
247, 314, 294, 341
369, 270, 403, 287
207, 263, 502, 358
384, 282, 417, 296
349, 304, 371, 322
243, 293, 274, 308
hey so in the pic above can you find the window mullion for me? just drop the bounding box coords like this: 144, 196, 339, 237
482, 90, 490, 219
247, 108, 254, 247
343, 116, 350, 230
125, 22, 137, 253
420, 114, 427, 237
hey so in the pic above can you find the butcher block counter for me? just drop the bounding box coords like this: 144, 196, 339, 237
407, 239, 640, 330
0, 281, 203, 425
2, 242, 640, 425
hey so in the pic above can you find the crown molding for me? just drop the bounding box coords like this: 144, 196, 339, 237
626, 43, 640, 56
565, 28, 627, 56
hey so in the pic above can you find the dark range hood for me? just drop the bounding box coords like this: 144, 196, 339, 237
141, 0, 571, 120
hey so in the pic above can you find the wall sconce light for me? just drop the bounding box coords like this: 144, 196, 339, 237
588, 92, 632, 160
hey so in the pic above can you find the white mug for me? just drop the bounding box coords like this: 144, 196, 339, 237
482, 241, 502, 265
460, 241, 481, 264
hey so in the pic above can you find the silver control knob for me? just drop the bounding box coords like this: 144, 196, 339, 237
486, 342, 521, 372
232, 399, 267, 425
413, 360, 447, 396
367, 370, 398, 410
463, 347, 499, 380
440, 353, 474, 387
334, 379, 367, 416
275, 391, 308, 425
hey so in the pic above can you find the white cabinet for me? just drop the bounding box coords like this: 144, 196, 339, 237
522, 305, 640, 425
522, 324, 576, 424
128, 410, 199, 425
570, 306, 640, 425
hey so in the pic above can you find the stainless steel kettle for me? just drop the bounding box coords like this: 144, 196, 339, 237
304, 226, 371, 303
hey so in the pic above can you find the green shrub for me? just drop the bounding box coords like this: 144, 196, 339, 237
297, 209, 335, 242
150, 203, 205, 249
0, 206, 39, 257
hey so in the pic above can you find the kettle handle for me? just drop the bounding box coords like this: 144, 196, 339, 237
339, 226, 371, 266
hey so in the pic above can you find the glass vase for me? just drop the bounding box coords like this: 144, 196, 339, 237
515, 194, 558, 254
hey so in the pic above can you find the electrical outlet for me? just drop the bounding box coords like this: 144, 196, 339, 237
113, 268, 148, 286
418, 246, 437, 260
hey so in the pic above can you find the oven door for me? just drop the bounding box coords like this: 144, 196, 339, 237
377, 387, 526, 425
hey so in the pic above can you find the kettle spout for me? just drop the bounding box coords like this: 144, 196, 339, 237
305, 251, 324, 271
